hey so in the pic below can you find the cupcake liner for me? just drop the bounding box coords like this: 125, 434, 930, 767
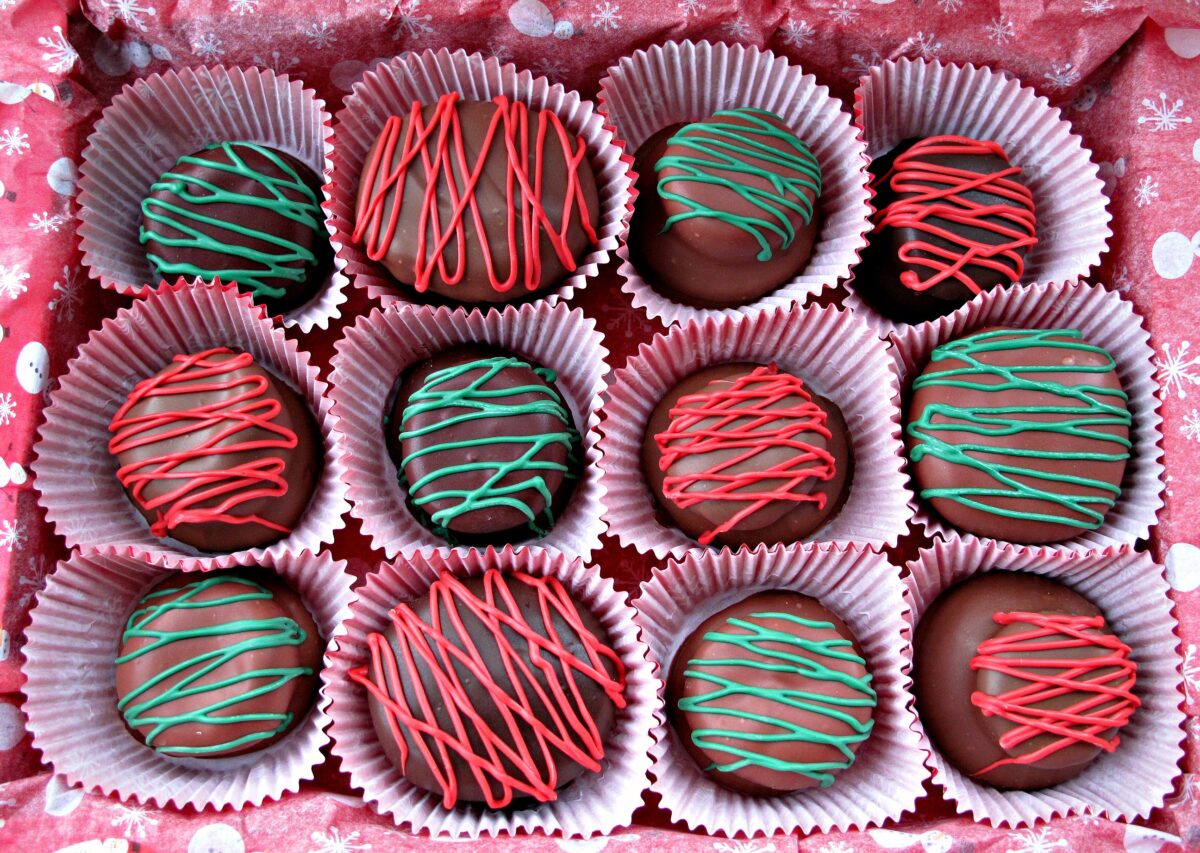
21, 545, 355, 811
845, 57, 1112, 332
76, 64, 349, 333
904, 536, 1185, 827
635, 543, 927, 837
597, 40, 872, 327
328, 301, 608, 560
890, 279, 1163, 550
323, 548, 657, 837
328, 48, 632, 308
599, 304, 912, 559
32, 280, 350, 568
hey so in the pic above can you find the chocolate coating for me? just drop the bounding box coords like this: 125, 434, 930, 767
629, 110, 822, 308
141, 142, 332, 314
115, 570, 321, 758
668, 591, 875, 795
643, 363, 852, 547
913, 572, 1137, 790
388, 346, 579, 543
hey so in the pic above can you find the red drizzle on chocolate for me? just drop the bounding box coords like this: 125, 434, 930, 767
874, 135, 1037, 295
969, 611, 1139, 776
353, 92, 599, 296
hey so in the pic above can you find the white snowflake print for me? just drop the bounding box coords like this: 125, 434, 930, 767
486, 41, 514, 64
1111, 264, 1132, 293
385, 0, 434, 39
829, 1, 858, 24
1172, 773, 1200, 806
677, 0, 705, 18
1183, 410, 1200, 442
781, 19, 815, 48
103, 0, 156, 31
39, 25, 78, 74
820, 842, 853, 853
230, 0, 258, 14
1156, 341, 1200, 399
49, 266, 82, 321
28, 212, 67, 234
191, 32, 224, 60
936, 0, 963, 10
1005, 828, 1068, 853
723, 18, 751, 40
591, 1, 621, 31
985, 14, 1016, 45
304, 21, 337, 49
843, 49, 883, 82
0, 127, 29, 156
1138, 92, 1192, 132
0, 520, 24, 552
0, 0, 16, 10
1083, 0, 1114, 11
713, 841, 776, 853
251, 50, 299, 73
308, 826, 372, 853
1184, 644, 1200, 704
1043, 62, 1081, 91
911, 31, 942, 59
111, 803, 159, 840
0, 394, 14, 427
1134, 174, 1159, 208
131, 124, 168, 161
0, 265, 30, 300
533, 56, 567, 81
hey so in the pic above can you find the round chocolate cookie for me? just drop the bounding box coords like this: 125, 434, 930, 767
350, 570, 627, 808
628, 108, 822, 308
855, 136, 1037, 323
668, 590, 876, 795
389, 346, 579, 544
115, 569, 322, 758
913, 572, 1139, 790
906, 327, 1131, 544
642, 362, 852, 547
107, 347, 321, 552
140, 141, 332, 314
353, 93, 600, 304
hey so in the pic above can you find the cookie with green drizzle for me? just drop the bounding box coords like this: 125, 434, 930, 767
907, 327, 1132, 544
629, 108, 822, 308
388, 346, 580, 543
140, 141, 332, 314
114, 570, 321, 758
668, 590, 876, 795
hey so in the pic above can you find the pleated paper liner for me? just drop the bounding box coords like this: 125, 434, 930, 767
323, 547, 658, 837
31, 280, 350, 569
890, 279, 1163, 550
596, 40, 872, 327
22, 546, 354, 810
598, 304, 912, 560
327, 47, 632, 308
904, 536, 1185, 827
845, 57, 1112, 332
634, 543, 927, 837
76, 65, 348, 332
328, 301, 608, 560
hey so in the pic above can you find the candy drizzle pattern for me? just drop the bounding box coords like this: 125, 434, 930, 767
140, 141, 326, 301
907, 329, 1132, 530
398, 355, 578, 535
873, 135, 1037, 294
353, 93, 599, 295
678, 611, 876, 787
350, 570, 627, 808
116, 576, 314, 756
656, 364, 835, 546
108, 348, 302, 540
656, 108, 822, 262
970, 611, 1139, 775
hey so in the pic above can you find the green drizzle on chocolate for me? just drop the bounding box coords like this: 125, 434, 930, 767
907, 328, 1132, 530
139, 141, 325, 301
654, 108, 822, 262
115, 575, 314, 756
677, 611, 876, 787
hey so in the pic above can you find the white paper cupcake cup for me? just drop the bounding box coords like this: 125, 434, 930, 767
596, 40, 871, 327
21, 545, 355, 810
32, 280, 350, 568
904, 536, 1185, 827
890, 279, 1163, 550
76, 65, 349, 332
328, 301, 608, 560
845, 57, 1112, 332
324, 547, 657, 837
328, 48, 632, 308
599, 304, 912, 559
635, 543, 927, 836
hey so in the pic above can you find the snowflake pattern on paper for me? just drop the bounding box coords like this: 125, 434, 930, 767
911, 31, 942, 58
1134, 174, 1159, 207
111, 804, 159, 841
1083, 0, 1114, 12
1171, 773, 1200, 807
49, 266, 81, 321
820, 842, 853, 853
1156, 341, 1200, 399
533, 56, 567, 81
308, 827, 372, 853
985, 14, 1016, 44
1005, 828, 1068, 853
830, 1, 858, 24
781, 19, 815, 48
131, 125, 168, 161
1184, 644, 1200, 704
28, 212, 66, 234
1183, 410, 1200, 442
386, 0, 434, 39
0, 265, 30, 300
486, 40, 514, 64
251, 50, 300, 73
0, 519, 25, 552
0, 127, 29, 156
305, 21, 337, 49
191, 32, 224, 60
713, 840, 777, 853
103, 0, 157, 32
39, 25, 79, 74
591, 1, 621, 31
0, 394, 15, 427
1111, 264, 1132, 293
844, 49, 883, 82
678, 0, 705, 18
230, 0, 259, 14
723, 19, 751, 40
1044, 62, 1081, 91
1138, 93, 1192, 132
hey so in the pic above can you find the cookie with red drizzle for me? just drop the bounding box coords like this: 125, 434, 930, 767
108, 348, 320, 552
353, 93, 601, 304
351, 570, 626, 808
914, 572, 1139, 790
642, 363, 852, 547
857, 135, 1037, 323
